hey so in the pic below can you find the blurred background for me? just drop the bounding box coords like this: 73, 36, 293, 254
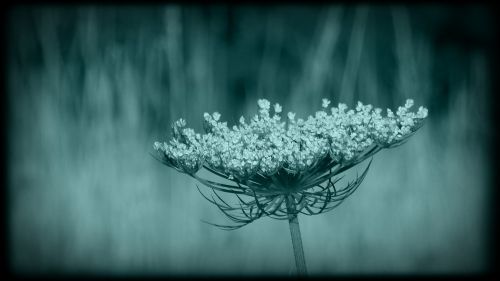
6, 4, 496, 275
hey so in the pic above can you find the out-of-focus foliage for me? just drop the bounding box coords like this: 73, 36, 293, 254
7, 4, 494, 275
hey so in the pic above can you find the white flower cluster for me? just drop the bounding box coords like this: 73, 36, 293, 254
154, 98, 428, 178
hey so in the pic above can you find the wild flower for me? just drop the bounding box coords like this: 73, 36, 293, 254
155, 98, 426, 185
153, 98, 427, 275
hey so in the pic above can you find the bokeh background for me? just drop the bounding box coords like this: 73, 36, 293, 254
6, 4, 497, 275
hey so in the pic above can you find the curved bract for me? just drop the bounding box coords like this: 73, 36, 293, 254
153, 98, 427, 229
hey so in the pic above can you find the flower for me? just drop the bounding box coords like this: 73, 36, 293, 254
153, 141, 163, 150
274, 103, 282, 113
153, 98, 428, 229
322, 98, 331, 108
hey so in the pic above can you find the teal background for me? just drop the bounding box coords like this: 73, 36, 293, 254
6, 5, 495, 275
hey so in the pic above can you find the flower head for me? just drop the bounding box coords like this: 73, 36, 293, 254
258, 99, 271, 116
213, 112, 221, 121
258, 99, 271, 110
154, 98, 428, 229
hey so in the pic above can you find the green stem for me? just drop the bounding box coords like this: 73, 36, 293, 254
286, 195, 308, 276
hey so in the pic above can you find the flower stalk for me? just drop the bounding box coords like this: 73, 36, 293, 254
286, 195, 307, 275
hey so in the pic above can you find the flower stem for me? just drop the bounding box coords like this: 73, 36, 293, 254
286, 195, 307, 276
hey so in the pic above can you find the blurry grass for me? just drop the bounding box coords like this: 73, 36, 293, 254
7, 5, 491, 274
